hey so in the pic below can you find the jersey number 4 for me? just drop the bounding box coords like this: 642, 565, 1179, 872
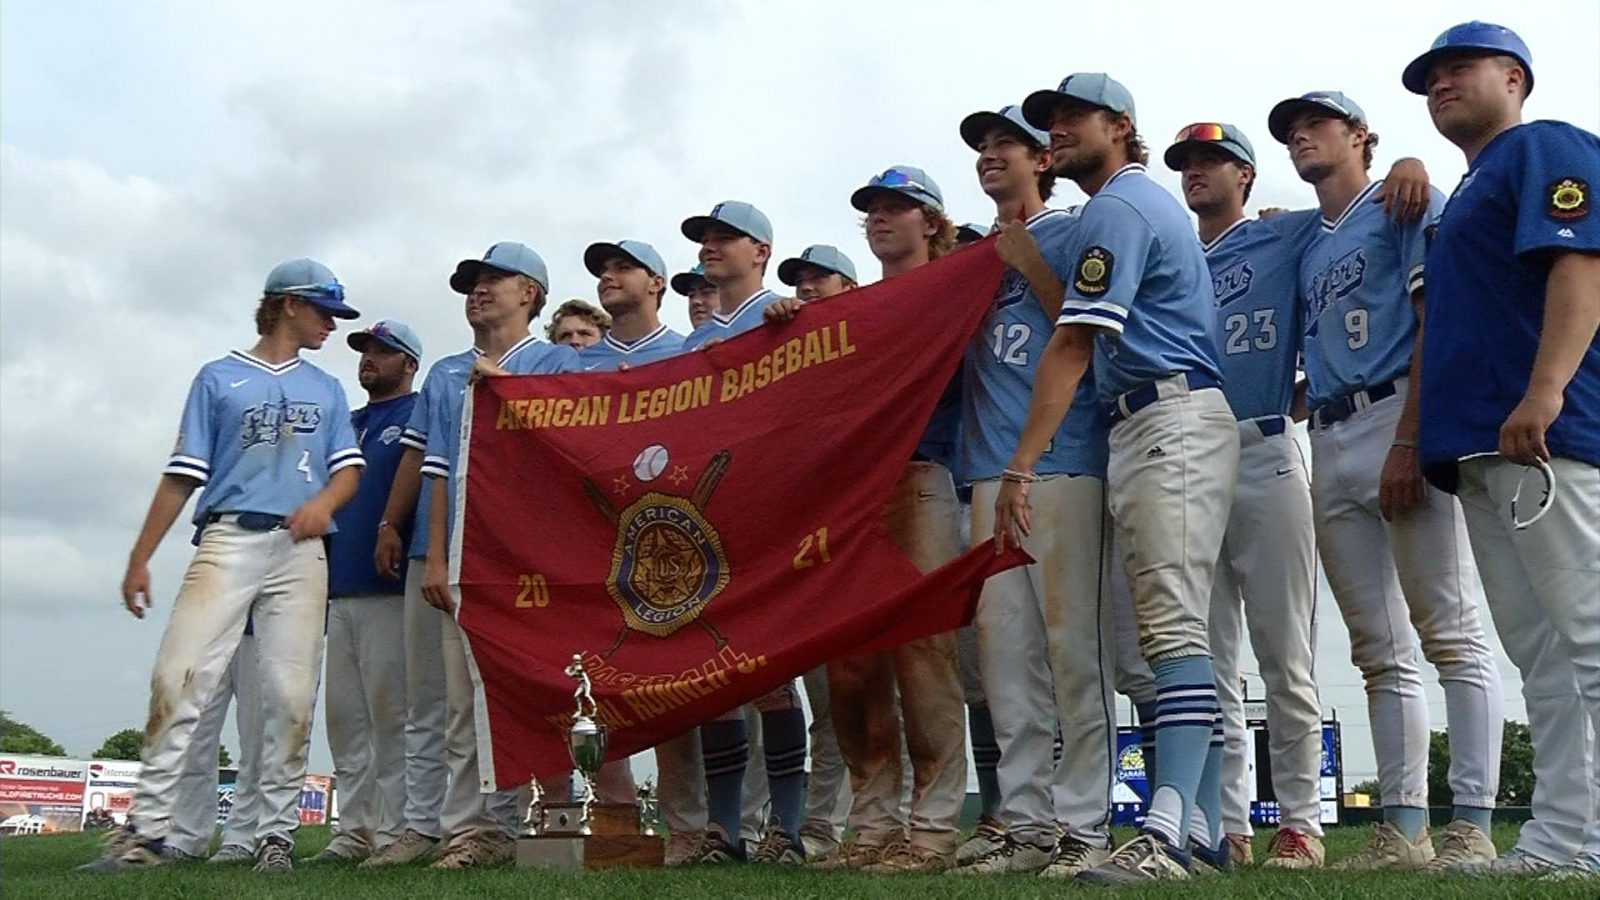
992, 323, 1031, 366
1223, 309, 1278, 355
297, 450, 313, 483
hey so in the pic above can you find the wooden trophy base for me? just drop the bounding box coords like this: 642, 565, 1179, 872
517, 802, 665, 871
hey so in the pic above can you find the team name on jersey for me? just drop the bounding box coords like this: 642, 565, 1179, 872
1212, 261, 1254, 308
241, 400, 323, 449
1304, 248, 1367, 334
993, 269, 1029, 312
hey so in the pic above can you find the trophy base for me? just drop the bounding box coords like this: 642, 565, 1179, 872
516, 834, 665, 871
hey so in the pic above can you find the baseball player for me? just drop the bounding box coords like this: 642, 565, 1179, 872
777, 244, 858, 301
83, 258, 364, 875
996, 74, 1239, 884
948, 104, 1118, 879
580, 240, 685, 368
546, 299, 611, 349
315, 320, 426, 862
680, 201, 786, 351
956, 223, 989, 247
1165, 122, 1326, 869
1408, 21, 1600, 879
417, 243, 580, 869
671, 263, 718, 329
1269, 89, 1505, 869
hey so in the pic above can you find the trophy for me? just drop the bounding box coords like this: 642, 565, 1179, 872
515, 653, 666, 871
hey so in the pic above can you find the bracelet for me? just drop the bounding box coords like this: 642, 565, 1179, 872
377, 519, 394, 532
1001, 469, 1040, 484
1391, 438, 1419, 449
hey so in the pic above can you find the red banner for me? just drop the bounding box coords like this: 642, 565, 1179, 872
453, 241, 1029, 789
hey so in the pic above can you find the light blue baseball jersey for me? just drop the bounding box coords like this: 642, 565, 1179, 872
401, 348, 480, 560
1203, 212, 1321, 420
422, 336, 581, 545
681, 289, 783, 350
165, 350, 363, 526
1299, 179, 1445, 409
579, 325, 685, 371
1056, 164, 1224, 406
963, 206, 1109, 480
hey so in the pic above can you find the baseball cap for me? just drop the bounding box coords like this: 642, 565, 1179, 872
346, 319, 422, 363
777, 245, 859, 287
449, 242, 550, 295
670, 263, 712, 297
1267, 91, 1367, 144
1164, 122, 1257, 171
1022, 73, 1137, 130
1402, 21, 1534, 95
583, 239, 667, 279
960, 104, 1050, 151
681, 201, 774, 245
955, 223, 990, 244
263, 258, 359, 319
850, 165, 945, 212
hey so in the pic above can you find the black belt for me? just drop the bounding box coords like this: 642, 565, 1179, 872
1107, 372, 1222, 424
203, 512, 287, 531
1311, 380, 1397, 429
1255, 416, 1287, 437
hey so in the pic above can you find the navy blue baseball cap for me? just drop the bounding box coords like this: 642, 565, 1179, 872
1267, 91, 1367, 144
851, 165, 944, 212
681, 201, 774, 245
1164, 122, 1256, 170
450, 242, 550, 295
583, 239, 667, 279
960, 104, 1050, 151
1023, 73, 1137, 130
1403, 21, 1534, 96
955, 223, 990, 244
777, 245, 858, 287
347, 319, 423, 363
264, 258, 359, 319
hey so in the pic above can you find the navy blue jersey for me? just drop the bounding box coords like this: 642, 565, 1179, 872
329, 392, 418, 597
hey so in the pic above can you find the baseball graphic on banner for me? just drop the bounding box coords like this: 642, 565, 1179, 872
633, 444, 669, 482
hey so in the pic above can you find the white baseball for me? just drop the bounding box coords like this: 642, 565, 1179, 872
633, 444, 669, 482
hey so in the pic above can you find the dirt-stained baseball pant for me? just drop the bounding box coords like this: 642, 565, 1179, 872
801, 666, 851, 843
324, 594, 409, 854
829, 461, 967, 854
1457, 455, 1600, 862
131, 523, 327, 849
1310, 382, 1503, 811
401, 566, 448, 839
1208, 417, 1323, 838
440, 613, 518, 843
169, 634, 262, 856
969, 474, 1117, 847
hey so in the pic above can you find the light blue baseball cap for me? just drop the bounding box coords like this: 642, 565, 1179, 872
777, 244, 859, 286
346, 318, 423, 363
1164, 122, 1257, 171
955, 223, 990, 244
263, 258, 359, 319
1403, 21, 1534, 96
583, 239, 667, 278
450, 241, 550, 295
960, 104, 1049, 151
1267, 91, 1367, 144
681, 201, 774, 245
670, 263, 712, 297
851, 165, 945, 212
1023, 73, 1137, 130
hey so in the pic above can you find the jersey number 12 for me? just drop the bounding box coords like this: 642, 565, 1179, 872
992, 323, 1031, 366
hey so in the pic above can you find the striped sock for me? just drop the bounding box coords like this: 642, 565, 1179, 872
700, 718, 748, 843
761, 707, 808, 840
1141, 657, 1220, 847
1192, 710, 1224, 849
1136, 701, 1159, 797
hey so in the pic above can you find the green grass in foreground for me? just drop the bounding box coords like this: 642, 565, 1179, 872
0, 823, 1587, 899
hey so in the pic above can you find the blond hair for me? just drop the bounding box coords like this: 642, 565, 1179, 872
545, 298, 612, 341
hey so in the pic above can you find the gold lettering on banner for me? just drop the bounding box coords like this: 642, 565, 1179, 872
544, 644, 771, 734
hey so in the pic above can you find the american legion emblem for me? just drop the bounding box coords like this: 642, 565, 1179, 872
584, 446, 733, 657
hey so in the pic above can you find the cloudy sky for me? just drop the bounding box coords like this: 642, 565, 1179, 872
3, 0, 1597, 787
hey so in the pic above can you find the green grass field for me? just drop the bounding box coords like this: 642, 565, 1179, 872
1, 824, 1586, 899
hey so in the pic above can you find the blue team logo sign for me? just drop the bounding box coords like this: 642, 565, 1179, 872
1212, 261, 1254, 308
1304, 248, 1367, 335
240, 400, 322, 449
585, 448, 733, 656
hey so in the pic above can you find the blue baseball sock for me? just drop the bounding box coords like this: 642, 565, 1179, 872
968, 703, 1002, 819
1191, 711, 1224, 849
1385, 805, 1429, 841
1141, 656, 1219, 848
1135, 700, 1159, 802
761, 707, 807, 841
1453, 805, 1493, 833
700, 718, 748, 844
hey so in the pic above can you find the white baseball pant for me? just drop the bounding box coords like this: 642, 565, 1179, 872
401, 565, 448, 838
1310, 381, 1503, 810
168, 634, 262, 856
801, 666, 851, 842
1208, 417, 1323, 837
440, 613, 518, 843
970, 474, 1117, 846
1457, 455, 1600, 861
324, 593, 409, 853
131, 522, 326, 848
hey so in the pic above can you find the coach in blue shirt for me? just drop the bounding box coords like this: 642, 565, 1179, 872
321, 319, 424, 862
1408, 22, 1600, 878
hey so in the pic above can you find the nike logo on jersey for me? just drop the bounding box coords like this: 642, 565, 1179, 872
230, 379, 250, 388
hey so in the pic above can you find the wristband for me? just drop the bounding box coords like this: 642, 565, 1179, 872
1001, 469, 1040, 484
